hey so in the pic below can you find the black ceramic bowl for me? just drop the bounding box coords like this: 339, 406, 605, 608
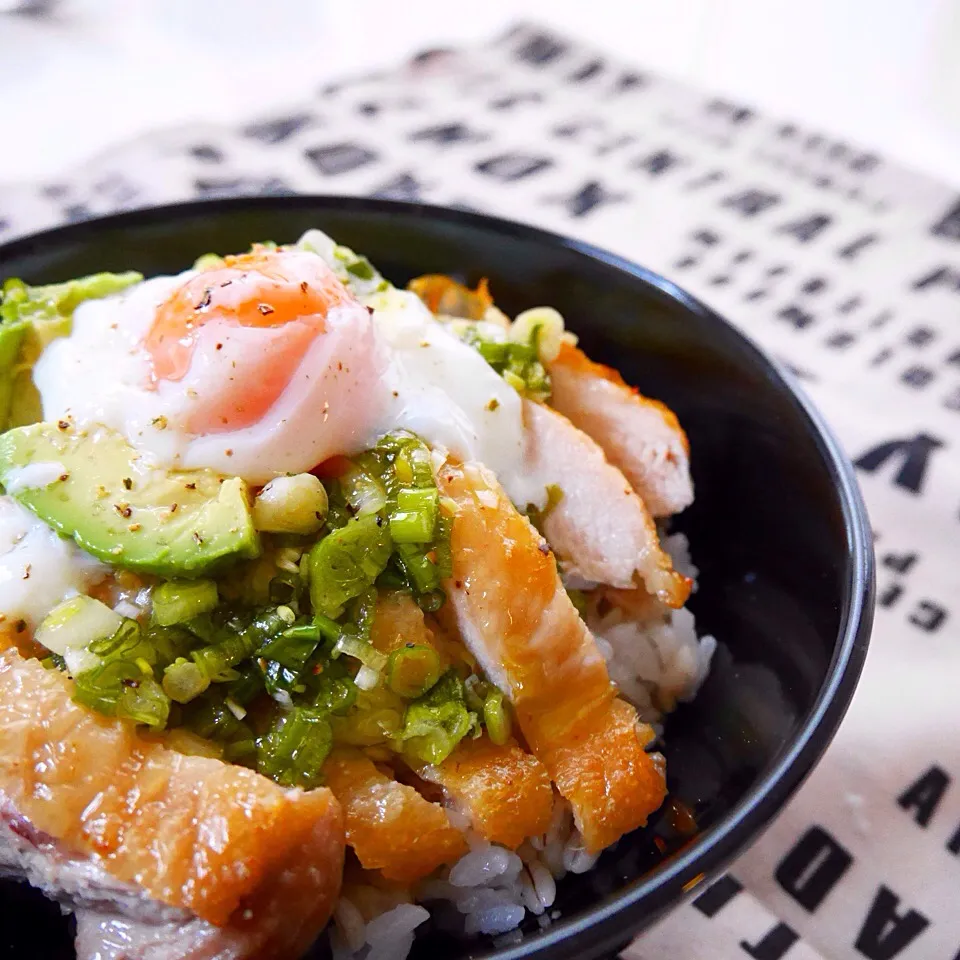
0, 197, 874, 960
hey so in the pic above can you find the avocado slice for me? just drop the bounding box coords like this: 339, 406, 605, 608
0, 422, 261, 577
0, 272, 142, 432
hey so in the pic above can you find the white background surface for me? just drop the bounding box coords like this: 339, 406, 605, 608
1, 0, 960, 189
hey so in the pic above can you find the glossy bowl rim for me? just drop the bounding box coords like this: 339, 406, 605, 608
0, 196, 875, 959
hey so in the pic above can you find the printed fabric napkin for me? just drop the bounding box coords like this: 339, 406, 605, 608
2, 22, 959, 960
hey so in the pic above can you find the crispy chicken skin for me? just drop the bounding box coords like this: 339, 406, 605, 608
0, 649, 344, 959
437, 461, 667, 852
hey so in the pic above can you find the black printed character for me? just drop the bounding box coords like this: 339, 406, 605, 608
634, 149, 682, 176
776, 825, 853, 911
475, 153, 553, 182
931, 197, 960, 240
408, 123, 488, 146
855, 433, 944, 494
369, 173, 433, 203
544, 180, 628, 218
243, 113, 315, 144
304, 142, 379, 176
777, 305, 815, 330
722, 188, 781, 217
514, 31, 568, 66
777, 213, 833, 243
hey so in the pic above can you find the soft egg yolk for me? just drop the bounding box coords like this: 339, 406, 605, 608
144, 248, 354, 434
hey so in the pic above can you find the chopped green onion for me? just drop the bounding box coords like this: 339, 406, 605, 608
88, 618, 143, 659
162, 659, 210, 703
330, 707, 403, 746
389, 487, 439, 544
332, 633, 387, 671
35, 595, 124, 657
263, 659, 303, 701
416, 589, 445, 614
152, 580, 219, 627
190, 608, 287, 680
117, 676, 170, 728
226, 665, 264, 706
464, 674, 490, 713
483, 689, 511, 745
394, 543, 441, 595
72, 658, 142, 715
183, 692, 252, 742
193, 252, 225, 270
401, 671, 477, 765
257, 706, 332, 789
73, 656, 171, 728
314, 613, 343, 644
308, 514, 392, 618
386, 645, 442, 699
259, 624, 319, 672
339, 464, 387, 517
313, 674, 357, 715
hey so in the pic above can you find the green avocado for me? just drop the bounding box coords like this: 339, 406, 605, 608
0, 272, 142, 432
0, 422, 261, 577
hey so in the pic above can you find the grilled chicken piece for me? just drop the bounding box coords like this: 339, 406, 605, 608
370, 592, 554, 850
548, 342, 693, 518
0, 649, 344, 960
437, 461, 667, 852
323, 749, 467, 883
523, 401, 690, 607
417, 735, 554, 851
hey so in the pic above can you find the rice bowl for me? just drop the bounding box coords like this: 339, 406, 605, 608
0, 197, 872, 960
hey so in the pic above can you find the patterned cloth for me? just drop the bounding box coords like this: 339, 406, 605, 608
2, 22, 958, 960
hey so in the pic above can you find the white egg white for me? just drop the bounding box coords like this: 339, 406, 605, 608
0, 495, 107, 628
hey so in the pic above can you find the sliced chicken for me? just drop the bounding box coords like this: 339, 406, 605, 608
548, 342, 693, 518
523, 400, 690, 607
323, 749, 467, 883
416, 735, 554, 850
437, 461, 667, 853
0, 649, 344, 959
369, 590, 554, 850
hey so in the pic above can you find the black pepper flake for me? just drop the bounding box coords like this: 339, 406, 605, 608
122, 678, 140, 689
57, 420, 70, 432
58, 473, 69, 483
195, 287, 213, 310
258, 303, 275, 316
220, 279, 233, 287
375, 515, 384, 527
123, 477, 133, 490
185, 482, 197, 490
538, 540, 550, 556
300, 281, 309, 293
366, 305, 374, 315
114, 503, 132, 518
454, 580, 463, 590
193, 531, 204, 545
216, 343, 224, 351
170, 503, 179, 513
22, 564, 31, 580
15, 620, 26, 634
